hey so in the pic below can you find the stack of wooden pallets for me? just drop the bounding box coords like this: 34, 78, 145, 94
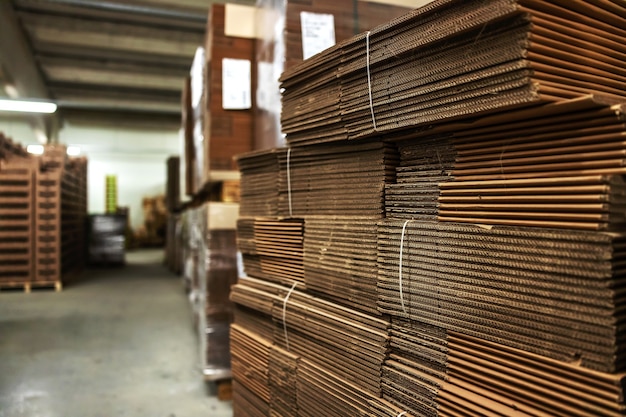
0, 137, 88, 292
0, 156, 37, 291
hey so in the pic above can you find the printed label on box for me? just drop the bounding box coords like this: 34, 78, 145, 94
300, 12, 335, 60
222, 58, 252, 110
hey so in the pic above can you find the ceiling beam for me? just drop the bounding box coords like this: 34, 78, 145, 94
19, 11, 204, 58
60, 108, 181, 130
42, 64, 184, 91
0, 2, 59, 143
13, 0, 208, 31
34, 44, 194, 69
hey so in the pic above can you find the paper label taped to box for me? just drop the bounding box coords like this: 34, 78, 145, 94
222, 58, 252, 110
300, 12, 335, 60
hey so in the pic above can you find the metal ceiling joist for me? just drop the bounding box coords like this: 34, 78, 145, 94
0, 1, 58, 142
19, 12, 203, 57
13, 0, 207, 31
34, 44, 192, 68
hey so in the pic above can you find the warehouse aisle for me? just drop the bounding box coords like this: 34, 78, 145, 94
0, 250, 232, 417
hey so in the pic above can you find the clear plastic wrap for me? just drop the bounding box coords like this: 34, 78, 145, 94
196, 202, 239, 380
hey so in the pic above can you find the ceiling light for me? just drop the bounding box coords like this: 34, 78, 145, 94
0, 99, 57, 114
27, 145, 44, 155
67, 146, 81, 156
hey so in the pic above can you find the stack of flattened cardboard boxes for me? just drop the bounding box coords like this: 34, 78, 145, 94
232, 0, 626, 416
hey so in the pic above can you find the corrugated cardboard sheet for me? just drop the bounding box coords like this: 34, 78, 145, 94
304, 216, 381, 315
237, 217, 305, 286
236, 149, 280, 217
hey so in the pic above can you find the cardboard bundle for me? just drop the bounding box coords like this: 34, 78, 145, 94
279, 45, 346, 147
439, 98, 626, 230
298, 358, 417, 417
382, 319, 626, 416
231, 276, 389, 396
277, 140, 398, 217
383, 96, 626, 230
378, 219, 626, 373
254, 0, 410, 150
237, 217, 305, 286
231, 324, 272, 417
280, 0, 626, 145
270, 284, 389, 396
304, 216, 380, 315
236, 149, 280, 217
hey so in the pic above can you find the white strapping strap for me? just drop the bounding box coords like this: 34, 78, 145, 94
282, 281, 299, 352
287, 147, 293, 217
399, 220, 412, 315
397, 412, 408, 417
366, 31, 377, 131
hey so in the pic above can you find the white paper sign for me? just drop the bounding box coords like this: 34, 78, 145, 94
222, 58, 252, 110
300, 12, 336, 60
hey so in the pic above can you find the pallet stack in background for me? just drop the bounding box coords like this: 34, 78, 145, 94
0, 135, 37, 291
231, 1, 626, 416
0, 135, 88, 292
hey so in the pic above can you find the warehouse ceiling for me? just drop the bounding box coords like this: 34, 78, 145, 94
1, 0, 252, 130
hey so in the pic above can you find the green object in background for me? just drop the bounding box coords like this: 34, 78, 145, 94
106, 175, 117, 213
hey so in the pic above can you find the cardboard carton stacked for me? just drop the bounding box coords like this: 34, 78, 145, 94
183, 4, 255, 196
202, 4, 255, 173
233, 0, 626, 416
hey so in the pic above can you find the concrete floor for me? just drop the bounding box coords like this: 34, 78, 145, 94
0, 250, 233, 417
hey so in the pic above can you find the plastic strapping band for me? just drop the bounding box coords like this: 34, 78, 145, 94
397, 412, 408, 417
366, 31, 377, 131
282, 281, 299, 352
287, 147, 293, 217
399, 220, 411, 315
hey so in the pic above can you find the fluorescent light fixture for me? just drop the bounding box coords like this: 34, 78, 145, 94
67, 146, 81, 156
27, 144, 44, 155
0, 98, 57, 114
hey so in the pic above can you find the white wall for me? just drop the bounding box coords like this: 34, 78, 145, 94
0, 116, 41, 145
59, 123, 180, 230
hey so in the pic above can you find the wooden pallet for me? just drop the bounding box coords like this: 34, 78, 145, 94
35, 170, 62, 283
0, 161, 36, 283
0, 280, 62, 293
